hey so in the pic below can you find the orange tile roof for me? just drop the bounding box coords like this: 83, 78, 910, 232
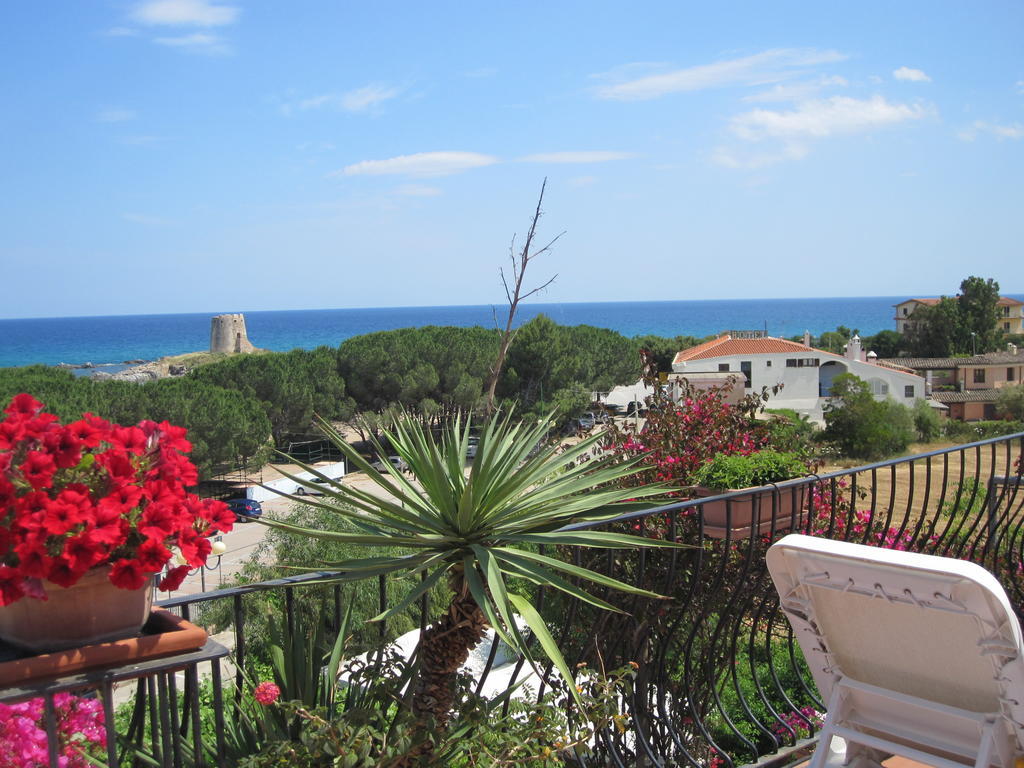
673, 334, 814, 364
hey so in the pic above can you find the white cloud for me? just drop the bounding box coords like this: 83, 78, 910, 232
893, 66, 931, 82
338, 151, 499, 178
711, 143, 808, 169
892, 66, 933, 82
131, 0, 238, 27
958, 120, 1024, 141
744, 75, 848, 103
292, 85, 400, 114
96, 108, 137, 123
567, 175, 598, 187
518, 151, 635, 163
593, 48, 846, 101
340, 85, 399, 112
1016, 80, 1024, 94
153, 32, 229, 54
730, 95, 927, 140
394, 184, 442, 197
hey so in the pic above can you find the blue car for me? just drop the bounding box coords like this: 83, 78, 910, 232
226, 498, 263, 522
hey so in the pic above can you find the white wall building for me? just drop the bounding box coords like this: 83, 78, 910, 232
671, 332, 925, 424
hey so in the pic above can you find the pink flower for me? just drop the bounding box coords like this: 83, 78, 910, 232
253, 681, 281, 706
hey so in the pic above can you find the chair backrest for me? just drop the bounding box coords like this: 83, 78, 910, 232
767, 535, 1024, 728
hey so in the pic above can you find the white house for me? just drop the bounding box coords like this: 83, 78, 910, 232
671, 331, 925, 424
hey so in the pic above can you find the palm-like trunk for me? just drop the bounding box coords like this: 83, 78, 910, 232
396, 573, 489, 765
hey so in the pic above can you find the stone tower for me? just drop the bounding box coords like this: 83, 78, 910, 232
210, 313, 256, 355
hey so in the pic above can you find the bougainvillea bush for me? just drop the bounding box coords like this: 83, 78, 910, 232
0, 393, 233, 605
604, 360, 775, 496
0, 693, 105, 768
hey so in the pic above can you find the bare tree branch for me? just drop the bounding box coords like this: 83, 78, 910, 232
484, 178, 560, 415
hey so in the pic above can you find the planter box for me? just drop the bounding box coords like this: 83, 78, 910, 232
694, 484, 809, 540
0, 609, 208, 687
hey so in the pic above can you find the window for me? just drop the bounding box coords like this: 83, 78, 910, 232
974, 368, 986, 384
1009, 368, 1016, 382
785, 358, 819, 368
904, 385, 915, 398
869, 379, 889, 396
1004, 322, 1011, 331
718, 363, 730, 372
766, 360, 772, 367
740, 361, 752, 387
903, 307, 909, 316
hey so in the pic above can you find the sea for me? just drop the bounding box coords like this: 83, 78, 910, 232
3, 296, 1019, 371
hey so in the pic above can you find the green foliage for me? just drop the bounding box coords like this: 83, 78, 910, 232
269, 410, 676, 703
903, 276, 1004, 357
635, 334, 709, 372
822, 374, 915, 459
862, 329, 904, 358
958, 275, 1002, 352
692, 450, 807, 491
912, 398, 943, 442
764, 409, 819, 460
199, 505, 435, 662
997, 384, 1024, 421
194, 347, 354, 445
943, 419, 1024, 442
239, 660, 637, 768
939, 478, 987, 520
904, 297, 962, 357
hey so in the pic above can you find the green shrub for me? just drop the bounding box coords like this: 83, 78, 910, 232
912, 399, 943, 442
822, 374, 915, 459
693, 450, 807, 490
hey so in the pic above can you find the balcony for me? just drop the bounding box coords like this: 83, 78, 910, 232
3, 432, 1023, 767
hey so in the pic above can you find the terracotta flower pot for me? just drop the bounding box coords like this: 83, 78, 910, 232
0, 566, 154, 653
694, 484, 809, 540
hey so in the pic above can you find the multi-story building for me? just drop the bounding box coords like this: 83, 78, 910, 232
671, 331, 924, 424
894, 296, 1024, 335
876, 347, 1024, 420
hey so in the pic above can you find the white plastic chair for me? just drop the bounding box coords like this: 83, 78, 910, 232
766, 534, 1024, 768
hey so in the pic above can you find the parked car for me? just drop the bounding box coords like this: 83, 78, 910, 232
576, 413, 596, 430
466, 436, 480, 459
370, 455, 408, 472
226, 498, 263, 522
294, 477, 331, 496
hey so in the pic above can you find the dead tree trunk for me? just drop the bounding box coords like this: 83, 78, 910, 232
483, 179, 561, 415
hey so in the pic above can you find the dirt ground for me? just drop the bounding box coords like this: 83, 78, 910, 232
819, 439, 1023, 525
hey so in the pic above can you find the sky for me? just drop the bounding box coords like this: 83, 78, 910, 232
1, 1, 1021, 319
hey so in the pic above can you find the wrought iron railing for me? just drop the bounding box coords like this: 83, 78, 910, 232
3, 432, 1022, 767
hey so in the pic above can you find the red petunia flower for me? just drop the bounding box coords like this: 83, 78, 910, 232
136, 538, 172, 573
20, 451, 57, 491
4, 394, 43, 417
109, 559, 147, 590
0, 565, 25, 606
158, 564, 190, 592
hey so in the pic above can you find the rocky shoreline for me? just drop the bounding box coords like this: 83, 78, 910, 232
57, 355, 199, 382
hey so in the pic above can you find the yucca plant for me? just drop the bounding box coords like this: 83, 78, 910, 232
265, 410, 679, 758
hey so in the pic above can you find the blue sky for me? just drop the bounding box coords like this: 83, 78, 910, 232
1, 1, 1021, 319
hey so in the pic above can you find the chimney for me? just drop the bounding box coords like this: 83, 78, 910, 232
1008, 343, 1018, 354
803, 330, 812, 347
846, 334, 863, 362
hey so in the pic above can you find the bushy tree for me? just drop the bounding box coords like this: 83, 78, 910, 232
997, 384, 1024, 421
912, 398, 942, 442
904, 297, 961, 357
958, 275, 1001, 353
822, 374, 915, 459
